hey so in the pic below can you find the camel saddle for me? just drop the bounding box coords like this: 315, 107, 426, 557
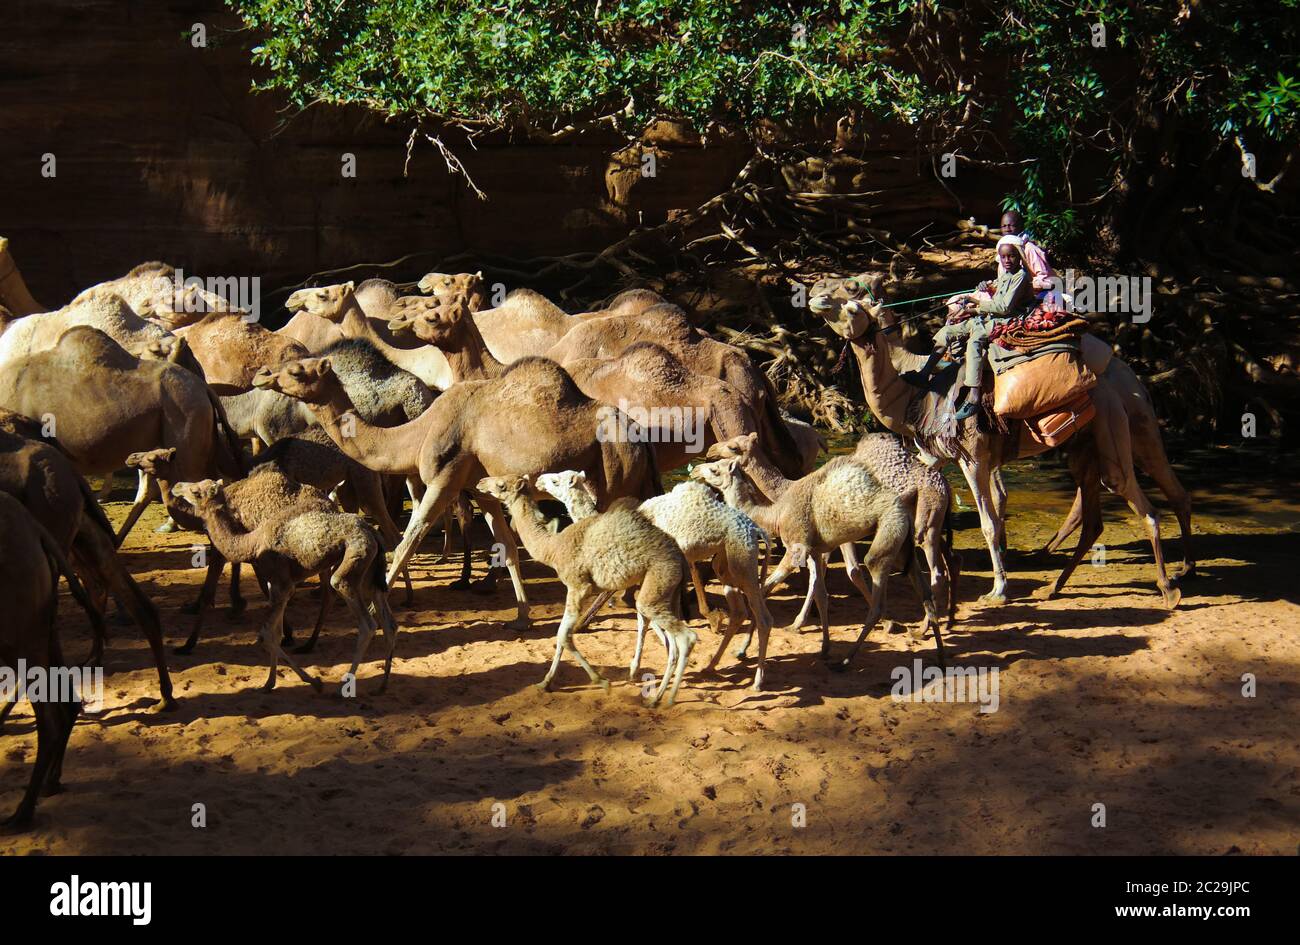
1023, 392, 1096, 448
993, 338, 1105, 420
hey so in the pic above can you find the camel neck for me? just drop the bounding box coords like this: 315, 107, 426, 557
722, 473, 780, 535
849, 331, 927, 439
737, 450, 794, 502
439, 321, 505, 381
198, 501, 261, 563
505, 493, 563, 566
308, 384, 427, 477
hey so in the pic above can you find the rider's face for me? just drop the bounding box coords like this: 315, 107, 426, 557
998, 246, 1023, 272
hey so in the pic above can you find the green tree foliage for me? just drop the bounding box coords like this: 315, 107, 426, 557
230, 1, 1299, 251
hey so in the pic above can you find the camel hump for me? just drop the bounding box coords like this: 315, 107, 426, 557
612, 341, 692, 383
637, 303, 696, 344
499, 356, 588, 401
54, 325, 137, 365
607, 288, 665, 314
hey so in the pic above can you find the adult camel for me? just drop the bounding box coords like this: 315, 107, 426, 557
251, 355, 662, 627
0, 327, 245, 543
808, 273, 1188, 608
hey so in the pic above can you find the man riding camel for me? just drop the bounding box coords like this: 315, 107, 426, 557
903, 234, 1036, 420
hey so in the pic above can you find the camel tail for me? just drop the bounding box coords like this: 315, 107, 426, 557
74, 469, 116, 539
36, 519, 107, 656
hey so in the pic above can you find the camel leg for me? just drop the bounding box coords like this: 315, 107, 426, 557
648, 616, 697, 708
1041, 449, 1104, 599
789, 551, 830, 658
538, 587, 607, 692
354, 471, 414, 604
835, 546, 896, 670
294, 568, 333, 654
257, 586, 323, 693
991, 467, 1008, 552
449, 494, 476, 589
959, 457, 1009, 603
1045, 489, 1085, 553
2, 699, 62, 830
686, 560, 718, 629
472, 491, 529, 629
842, 542, 898, 634
176, 550, 225, 654
385, 475, 457, 589
1132, 433, 1196, 578
703, 585, 746, 672
903, 548, 945, 667
113, 470, 157, 546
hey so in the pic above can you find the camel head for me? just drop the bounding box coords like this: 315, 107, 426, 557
385, 295, 441, 340
807, 272, 888, 341
170, 478, 226, 515
126, 447, 177, 476
533, 470, 598, 508
252, 357, 336, 403
704, 432, 759, 462
689, 457, 741, 493
285, 282, 356, 321
390, 291, 474, 347
418, 270, 486, 311
475, 475, 530, 506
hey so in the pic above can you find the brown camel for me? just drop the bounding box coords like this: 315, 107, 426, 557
0, 492, 98, 831
0, 422, 174, 711
0, 326, 245, 544
129, 449, 352, 656
171, 479, 398, 695
387, 291, 762, 473
284, 281, 454, 390
162, 308, 309, 394
807, 273, 1188, 608
541, 301, 807, 478
252, 355, 662, 627
0, 292, 186, 370
418, 270, 665, 363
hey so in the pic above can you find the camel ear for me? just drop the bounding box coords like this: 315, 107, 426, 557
162, 447, 177, 460
215, 479, 224, 488
316, 358, 332, 376
342, 281, 355, 292
475, 270, 483, 279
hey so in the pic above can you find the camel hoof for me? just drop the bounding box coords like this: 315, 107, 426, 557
172, 643, 195, 656
534, 681, 552, 694
448, 579, 473, 591
225, 603, 247, 621
596, 678, 611, 693
883, 620, 902, 635
828, 659, 849, 673
40, 781, 64, 798
157, 697, 179, 713
908, 622, 931, 641
979, 592, 1008, 606
1161, 586, 1182, 610
155, 521, 178, 534
292, 642, 316, 655
470, 578, 499, 596
505, 616, 530, 632
1032, 585, 1058, 601
308, 678, 324, 693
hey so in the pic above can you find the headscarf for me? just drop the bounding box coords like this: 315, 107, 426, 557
995, 234, 1026, 272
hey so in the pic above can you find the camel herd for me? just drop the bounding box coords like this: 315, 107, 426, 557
0, 250, 1193, 831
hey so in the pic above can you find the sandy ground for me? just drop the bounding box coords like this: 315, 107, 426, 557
2, 445, 1297, 855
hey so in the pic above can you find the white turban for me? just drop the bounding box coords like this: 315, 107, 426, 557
996, 234, 1025, 252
